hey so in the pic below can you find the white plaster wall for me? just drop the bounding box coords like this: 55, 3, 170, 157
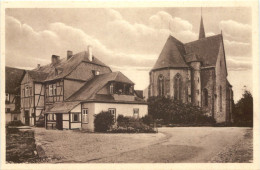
95, 103, 148, 118
81, 102, 148, 132
71, 104, 81, 112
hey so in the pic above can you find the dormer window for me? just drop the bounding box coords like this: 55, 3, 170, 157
110, 83, 114, 94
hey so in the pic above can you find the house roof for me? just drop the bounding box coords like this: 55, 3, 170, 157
135, 90, 144, 99
27, 70, 49, 82
45, 101, 80, 114
184, 34, 223, 67
33, 51, 111, 82
152, 36, 189, 71
5, 66, 26, 94
67, 71, 135, 101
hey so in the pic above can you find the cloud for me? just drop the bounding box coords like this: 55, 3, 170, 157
226, 57, 252, 71
219, 20, 251, 42
5, 15, 156, 71
148, 11, 196, 43
224, 39, 251, 57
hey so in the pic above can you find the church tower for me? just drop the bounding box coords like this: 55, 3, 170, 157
199, 16, 206, 39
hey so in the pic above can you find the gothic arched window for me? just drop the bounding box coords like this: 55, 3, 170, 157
158, 74, 164, 96
203, 89, 208, 106
219, 86, 222, 112
174, 73, 182, 100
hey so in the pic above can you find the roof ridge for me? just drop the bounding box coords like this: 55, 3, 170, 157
185, 34, 222, 45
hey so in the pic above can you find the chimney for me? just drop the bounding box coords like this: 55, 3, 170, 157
88, 45, 93, 61
67, 50, 73, 60
51, 55, 60, 65
37, 64, 40, 69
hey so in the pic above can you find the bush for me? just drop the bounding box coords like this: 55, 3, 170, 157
141, 115, 154, 125
148, 96, 216, 126
114, 114, 156, 133
94, 111, 114, 132
7, 120, 24, 127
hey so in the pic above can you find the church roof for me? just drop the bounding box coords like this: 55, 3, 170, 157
151, 34, 223, 71
184, 34, 223, 67
151, 36, 189, 71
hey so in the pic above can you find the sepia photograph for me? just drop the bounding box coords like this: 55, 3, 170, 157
1, 1, 259, 169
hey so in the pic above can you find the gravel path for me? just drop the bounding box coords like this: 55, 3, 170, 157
34, 127, 253, 163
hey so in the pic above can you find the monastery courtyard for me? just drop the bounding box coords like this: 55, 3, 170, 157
33, 127, 253, 163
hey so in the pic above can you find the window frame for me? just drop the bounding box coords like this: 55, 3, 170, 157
71, 112, 80, 122
133, 108, 139, 119
25, 86, 29, 97
82, 108, 89, 123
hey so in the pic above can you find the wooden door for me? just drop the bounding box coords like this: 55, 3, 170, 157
25, 111, 30, 126
56, 114, 63, 130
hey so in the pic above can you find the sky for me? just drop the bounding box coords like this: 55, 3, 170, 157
5, 7, 252, 102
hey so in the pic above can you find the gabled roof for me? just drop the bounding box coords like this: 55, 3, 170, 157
5, 66, 26, 94
27, 70, 49, 82
184, 34, 223, 67
67, 71, 134, 101
152, 35, 189, 71
45, 101, 80, 114
33, 51, 111, 82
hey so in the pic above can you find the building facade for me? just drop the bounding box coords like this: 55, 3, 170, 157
148, 17, 234, 123
20, 46, 147, 131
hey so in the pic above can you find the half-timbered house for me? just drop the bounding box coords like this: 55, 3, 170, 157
20, 46, 147, 130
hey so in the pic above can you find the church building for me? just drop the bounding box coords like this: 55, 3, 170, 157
148, 16, 234, 123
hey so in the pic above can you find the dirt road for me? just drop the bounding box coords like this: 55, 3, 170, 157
34, 127, 252, 163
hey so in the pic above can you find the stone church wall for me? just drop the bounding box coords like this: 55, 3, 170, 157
201, 68, 215, 117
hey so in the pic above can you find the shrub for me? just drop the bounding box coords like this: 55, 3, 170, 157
94, 111, 114, 132
148, 96, 216, 126
114, 114, 156, 133
7, 120, 24, 127
141, 115, 154, 125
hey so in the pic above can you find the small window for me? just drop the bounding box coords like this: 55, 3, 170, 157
25, 86, 29, 97
108, 108, 116, 123
82, 109, 89, 123
96, 71, 100, 75
72, 113, 79, 122
133, 108, 139, 119
13, 115, 18, 121
53, 84, 57, 95
6, 108, 11, 113
48, 113, 56, 121
5, 93, 9, 102
49, 85, 53, 96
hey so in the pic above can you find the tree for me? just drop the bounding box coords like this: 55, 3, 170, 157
233, 89, 253, 126
147, 96, 215, 125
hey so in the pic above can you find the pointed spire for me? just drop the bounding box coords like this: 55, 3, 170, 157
199, 8, 206, 39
